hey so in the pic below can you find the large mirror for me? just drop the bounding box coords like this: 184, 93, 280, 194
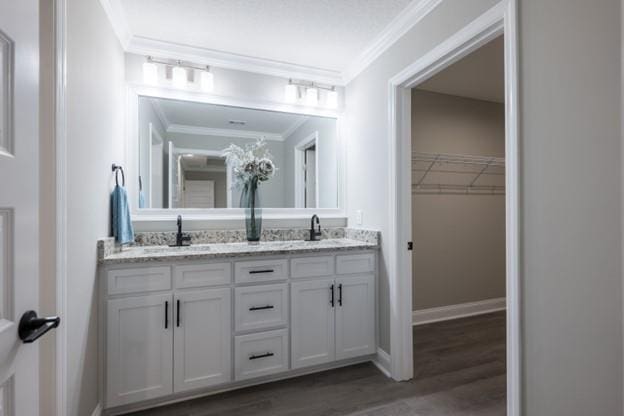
137, 97, 339, 209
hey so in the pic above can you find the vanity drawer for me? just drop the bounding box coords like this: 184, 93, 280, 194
107, 266, 171, 295
234, 259, 288, 283
174, 262, 231, 289
235, 284, 288, 332
291, 256, 334, 279
234, 329, 289, 381
336, 253, 375, 275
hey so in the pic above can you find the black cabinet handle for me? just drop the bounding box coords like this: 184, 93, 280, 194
249, 305, 274, 311
165, 301, 169, 329
249, 269, 274, 274
18, 311, 60, 344
330, 284, 335, 307
338, 284, 343, 306
176, 299, 180, 327
249, 352, 274, 360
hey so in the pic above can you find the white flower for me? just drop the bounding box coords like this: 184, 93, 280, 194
222, 138, 278, 188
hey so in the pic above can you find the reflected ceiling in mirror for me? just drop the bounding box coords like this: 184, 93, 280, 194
137, 97, 339, 210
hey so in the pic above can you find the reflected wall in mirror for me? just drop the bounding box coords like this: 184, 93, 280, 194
137, 97, 339, 209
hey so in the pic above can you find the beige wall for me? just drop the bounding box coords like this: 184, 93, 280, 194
66, 0, 126, 414
411, 90, 505, 310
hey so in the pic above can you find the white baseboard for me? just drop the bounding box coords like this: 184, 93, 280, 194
91, 403, 102, 416
412, 297, 506, 326
372, 348, 391, 378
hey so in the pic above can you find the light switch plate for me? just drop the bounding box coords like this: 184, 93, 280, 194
356, 210, 363, 225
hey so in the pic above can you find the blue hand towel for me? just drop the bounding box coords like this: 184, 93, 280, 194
138, 190, 146, 208
111, 184, 135, 245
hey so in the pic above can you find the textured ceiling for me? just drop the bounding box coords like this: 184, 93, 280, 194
418, 36, 505, 103
121, 0, 412, 72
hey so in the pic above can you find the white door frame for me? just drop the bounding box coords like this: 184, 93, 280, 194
387, 1, 520, 415
294, 132, 319, 208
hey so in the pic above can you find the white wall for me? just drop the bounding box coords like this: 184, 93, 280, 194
66, 0, 126, 415
345, 0, 500, 353
520, 0, 622, 414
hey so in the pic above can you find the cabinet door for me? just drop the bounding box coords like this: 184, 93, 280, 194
174, 288, 232, 393
291, 278, 335, 369
335, 274, 376, 360
107, 294, 173, 407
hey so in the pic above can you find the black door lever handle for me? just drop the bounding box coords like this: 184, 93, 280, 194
18, 311, 60, 343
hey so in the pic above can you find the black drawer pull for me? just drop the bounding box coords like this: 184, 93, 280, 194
249, 352, 274, 360
249, 269, 275, 274
338, 284, 343, 306
176, 299, 181, 327
330, 284, 335, 307
165, 301, 169, 329
249, 305, 274, 311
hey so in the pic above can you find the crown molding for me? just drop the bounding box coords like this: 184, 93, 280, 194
342, 0, 444, 84
127, 36, 344, 86
167, 124, 284, 142
281, 116, 310, 139
98, 0, 131, 48
100, 0, 443, 86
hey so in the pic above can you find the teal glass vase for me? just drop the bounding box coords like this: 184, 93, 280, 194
240, 176, 262, 242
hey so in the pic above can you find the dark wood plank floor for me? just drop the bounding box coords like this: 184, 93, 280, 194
125, 312, 506, 416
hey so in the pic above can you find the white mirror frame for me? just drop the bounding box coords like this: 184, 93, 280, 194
125, 83, 347, 229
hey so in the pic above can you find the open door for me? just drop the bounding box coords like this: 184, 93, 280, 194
0, 2, 58, 415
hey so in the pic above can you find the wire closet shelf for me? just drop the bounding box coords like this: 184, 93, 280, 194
412, 152, 505, 195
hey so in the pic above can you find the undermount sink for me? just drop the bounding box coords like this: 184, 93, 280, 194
143, 245, 212, 254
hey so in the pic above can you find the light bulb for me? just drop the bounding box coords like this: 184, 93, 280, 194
326, 89, 338, 109
284, 83, 297, 103
172, 65, 187, 89
200, 70, 214, 92
142, 60, 158, 85
305, 87, 318, 106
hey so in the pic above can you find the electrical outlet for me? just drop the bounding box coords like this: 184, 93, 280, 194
356, 210, 363, 225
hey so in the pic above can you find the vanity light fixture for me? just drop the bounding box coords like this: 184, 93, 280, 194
172, 61, 187, 89
284, 80, 298, 103
305, 86, 319, 106
142, 56, 158, 85
285, 79, 338, 108
326, 87, 338, 109
200, 66, 214, 92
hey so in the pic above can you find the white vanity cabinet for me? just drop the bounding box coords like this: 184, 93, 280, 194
100, 249, 377, 411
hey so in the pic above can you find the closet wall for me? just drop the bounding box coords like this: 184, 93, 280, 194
412, 89, 505, 310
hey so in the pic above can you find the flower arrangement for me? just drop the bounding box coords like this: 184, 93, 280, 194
222, 138, 277, 241
222, 138, 277, 189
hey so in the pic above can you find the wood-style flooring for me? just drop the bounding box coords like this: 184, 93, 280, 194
124, 312, 506, 416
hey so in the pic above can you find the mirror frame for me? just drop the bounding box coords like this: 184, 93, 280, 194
125, 83, 347, 226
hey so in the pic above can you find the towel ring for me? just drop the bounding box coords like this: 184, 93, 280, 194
112, 164, 125, 187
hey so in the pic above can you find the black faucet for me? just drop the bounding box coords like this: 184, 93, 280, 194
170, 215, 192, 247
309, 214, 322, 241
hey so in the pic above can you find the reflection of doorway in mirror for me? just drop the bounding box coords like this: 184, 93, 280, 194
294, 132, 319, 208
148, 123, 164, 208
175, 149, 231, 208
184, 180, 215, 208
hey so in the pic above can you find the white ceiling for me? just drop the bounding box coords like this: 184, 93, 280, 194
151, 97, 309, 136
417, 36, 505, 103
120, 0, 412, 73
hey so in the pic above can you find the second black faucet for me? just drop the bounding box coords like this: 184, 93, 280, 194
171, 215, 192, 247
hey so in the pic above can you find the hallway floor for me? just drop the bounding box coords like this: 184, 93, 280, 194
125, 312, 506, 416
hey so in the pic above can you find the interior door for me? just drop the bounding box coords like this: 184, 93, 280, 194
291, 278, 335, 369
0, 2, 43, 415
173, 289, 231, 393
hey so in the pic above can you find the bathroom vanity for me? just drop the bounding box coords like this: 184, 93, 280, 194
98, 235, 378, 413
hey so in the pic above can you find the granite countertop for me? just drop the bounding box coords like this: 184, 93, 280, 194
100, 238, 378, 265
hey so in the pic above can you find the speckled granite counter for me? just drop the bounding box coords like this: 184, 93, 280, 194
99, 238, 379, 266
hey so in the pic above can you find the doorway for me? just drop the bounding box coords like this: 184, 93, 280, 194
387, 3, 520, 415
